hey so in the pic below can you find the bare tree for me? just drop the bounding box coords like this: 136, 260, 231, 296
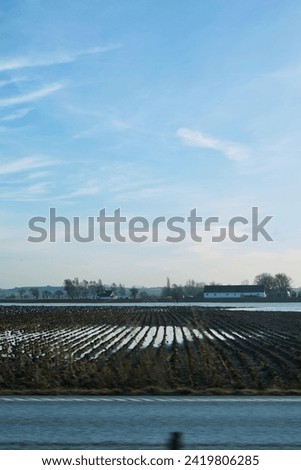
64, 279, 76, 299
254, 273, 275, 292
171, 284, 183, 302
54, 289, 64, 299
161, 277, 172, 298
30, 288, 40, 300
274, 273, 292, 291
117, 283, 126, 297
42, 290, 52, 299
130, 286, 139, 299
18, 288, 26, 299
254, 272, 293, 298
80, 279, 89, 298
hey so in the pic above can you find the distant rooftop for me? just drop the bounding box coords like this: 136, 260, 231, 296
204, 285, 265, 293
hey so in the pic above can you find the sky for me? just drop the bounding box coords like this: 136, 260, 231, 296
1, 0, 301, 289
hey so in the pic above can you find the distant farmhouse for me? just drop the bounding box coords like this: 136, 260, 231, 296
96, 290, 116, 300
204, 285, 266, 300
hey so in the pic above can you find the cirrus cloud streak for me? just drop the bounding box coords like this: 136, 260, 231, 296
177, 128, 250, 161
0, 83, 64, 108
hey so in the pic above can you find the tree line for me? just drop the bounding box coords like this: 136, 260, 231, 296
4, 271, 298, 301
254, 272, 294, 298
161, 272, 296, 301
18, 287, 64, 300
63, 278, 139, 300
161, 278, 205, 301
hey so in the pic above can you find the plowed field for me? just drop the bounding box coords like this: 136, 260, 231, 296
0, 305, 300, 394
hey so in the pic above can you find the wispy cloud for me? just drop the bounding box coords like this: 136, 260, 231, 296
0, 83, 63, 108
0, 182, 51, 201
0, 108, 32, 121
115, 186, 166, 201
26, 171, 51, 179
269, 62, 301, 80
72, 124, 101, 140
177, 128, 249, 161
0, 77, 28, 88
68, 185, 101, 197
72, 118, 132, 139
110, 119, 132, 131
0, 156, 56, 175
0, 44, 121, 72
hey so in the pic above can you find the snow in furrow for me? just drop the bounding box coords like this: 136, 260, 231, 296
230, 331, 246, 339
47, 326, 100, 347
112, 327, 142, 353
192, 329, 204, 340
127, 326, 149, 349
175, 327, 183, 344
7, 326, 99, 351
141, 327, 157, 348
249, 331, 265, 338
153, 326, 165, 348
91, 327, 130, 358
77, 326, 127, 359
209, 329, 227, 341
182, 327, 193, 342
165, 326, 174, 346
204, 331, 214, 340
49, 326, 105, 355
70, 325, 119, 357
220, 331, 236, 340
59, 326, 109, 353
242, 331, 269, 340
2, 330, 41, 342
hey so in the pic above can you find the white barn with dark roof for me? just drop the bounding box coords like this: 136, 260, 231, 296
204, 285, 266, 299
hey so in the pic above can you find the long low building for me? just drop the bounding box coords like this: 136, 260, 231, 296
204, 285, 266, 299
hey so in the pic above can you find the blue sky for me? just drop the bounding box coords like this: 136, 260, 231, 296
1, 0, 301, 288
